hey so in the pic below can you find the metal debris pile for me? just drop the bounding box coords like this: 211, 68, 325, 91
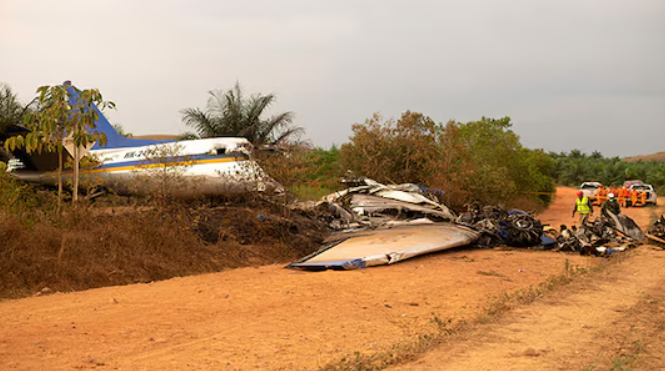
544, 212, 644, 256
288, 177, 477, 270
455, 202, 544, 248
297, 177, 456, 232
647, 215, 665, 249
300, 178, 550, 249
289, 178, 649, 270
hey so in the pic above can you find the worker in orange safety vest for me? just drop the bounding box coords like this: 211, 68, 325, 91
631, 188, 639, 207
594, 186, 603, 206
618, 187, 627, 207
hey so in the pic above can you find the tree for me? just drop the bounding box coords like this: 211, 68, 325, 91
0, 84, 35, 135
4, 83, 114, 205
340, 111, 445, 184
180, 82, 302, 145
341, 112, 555, 210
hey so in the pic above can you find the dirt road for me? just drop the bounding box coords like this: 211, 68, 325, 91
390, 248, 665, 371
388, 188, 665, 370
0, 187, 662, 370
538, 186, 663, 230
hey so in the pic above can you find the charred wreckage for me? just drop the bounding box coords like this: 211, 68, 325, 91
288, 177, 651, 270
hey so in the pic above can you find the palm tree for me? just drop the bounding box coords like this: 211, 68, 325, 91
0, 84, 35, 134
1, 84, 35, 163
180, 82, 303, 146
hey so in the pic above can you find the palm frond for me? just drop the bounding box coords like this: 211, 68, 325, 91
272, 125, 305, 145
180, 107, 218, 138
257, 111, 296, 144
179, 82, 305, 145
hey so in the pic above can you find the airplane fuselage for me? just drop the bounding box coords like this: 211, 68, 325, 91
7, 138, 279, 197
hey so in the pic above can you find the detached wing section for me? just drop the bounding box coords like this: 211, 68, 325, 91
288, 224, 480, 270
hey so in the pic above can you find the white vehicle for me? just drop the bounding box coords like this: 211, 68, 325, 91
2, 82, 280, 197
628, 183, 658, 206
579, 182, 602, 200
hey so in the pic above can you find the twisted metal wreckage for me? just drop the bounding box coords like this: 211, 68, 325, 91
288, 178, 650, 270
647, 215, 665, 249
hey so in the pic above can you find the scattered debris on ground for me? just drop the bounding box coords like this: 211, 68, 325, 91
289, 177, 477, 269
537, 211, 644, 256
647, 214, 665, 249
455, 203, 544, 248
289, 178, 650, 270
294, 177, 455, 231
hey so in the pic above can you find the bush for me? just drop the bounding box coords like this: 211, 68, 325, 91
0, 172, 58, 224
256, 145, 344, 201
339, 112, 555, 210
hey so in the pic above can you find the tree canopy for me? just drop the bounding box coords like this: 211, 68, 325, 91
0, 84, 34, 135
550, 151, 665, 192
4, 83, 114, 204
339, 112, 555, 209
180, 83, 302, 146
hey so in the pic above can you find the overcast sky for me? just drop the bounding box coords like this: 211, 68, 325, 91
1, 0, 663, 157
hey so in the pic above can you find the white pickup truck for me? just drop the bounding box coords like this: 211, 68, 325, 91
628, 183, 658, 206
579, 182, 602, 200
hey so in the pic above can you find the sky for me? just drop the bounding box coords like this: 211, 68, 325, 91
1, 0, 663, 157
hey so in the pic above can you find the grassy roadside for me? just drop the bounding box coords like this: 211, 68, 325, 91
318, 256, 618, 371
0, 201, 328, 300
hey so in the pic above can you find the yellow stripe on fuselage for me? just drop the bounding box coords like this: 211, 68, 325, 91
85, 157, 247, 173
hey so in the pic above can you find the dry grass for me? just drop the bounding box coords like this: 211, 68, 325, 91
0, 199, 328, 300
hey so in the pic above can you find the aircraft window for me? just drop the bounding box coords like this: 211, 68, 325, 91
216, 148, 226, 155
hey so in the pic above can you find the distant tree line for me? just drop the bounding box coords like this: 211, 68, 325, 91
550, 150, 665, 192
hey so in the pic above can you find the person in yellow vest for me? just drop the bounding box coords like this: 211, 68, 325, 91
573, 191, 594, 225
640, 189, 647, 206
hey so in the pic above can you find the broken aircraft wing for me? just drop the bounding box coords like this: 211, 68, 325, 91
287, 224, 480, 270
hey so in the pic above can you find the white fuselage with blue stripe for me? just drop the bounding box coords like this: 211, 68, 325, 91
4, 82, 279, 196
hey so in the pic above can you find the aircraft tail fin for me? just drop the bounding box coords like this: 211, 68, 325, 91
64, 81, 174, 150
